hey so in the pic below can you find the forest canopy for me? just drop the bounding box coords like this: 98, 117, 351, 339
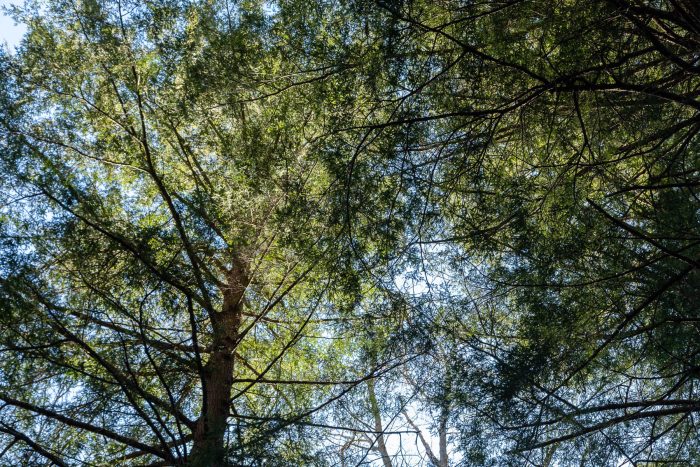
0, 0, 698, 465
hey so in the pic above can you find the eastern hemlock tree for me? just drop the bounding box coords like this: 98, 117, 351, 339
350, 0, 700, 464
0, 0, 409, 465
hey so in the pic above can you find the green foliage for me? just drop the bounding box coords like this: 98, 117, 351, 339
1, 0, 699, 465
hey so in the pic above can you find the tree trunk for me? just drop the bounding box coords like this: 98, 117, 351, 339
189, 264, 247, 466
367, 379, 393, 467
438, 409, 448, 467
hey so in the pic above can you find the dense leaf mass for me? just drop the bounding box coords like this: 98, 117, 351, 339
0, 0, 698, 465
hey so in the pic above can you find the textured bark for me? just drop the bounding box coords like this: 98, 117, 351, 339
189, 262, 248, 466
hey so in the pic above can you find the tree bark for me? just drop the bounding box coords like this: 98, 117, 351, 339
189, 262, 248, 466
367, 379, 393, 467
438, 409, 448, 467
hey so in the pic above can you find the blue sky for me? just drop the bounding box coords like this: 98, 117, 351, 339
0, 0, 26, 49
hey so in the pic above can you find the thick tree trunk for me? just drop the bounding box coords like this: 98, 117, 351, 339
189, 264, 247, 466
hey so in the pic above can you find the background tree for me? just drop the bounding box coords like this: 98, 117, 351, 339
347, 0, 700, 464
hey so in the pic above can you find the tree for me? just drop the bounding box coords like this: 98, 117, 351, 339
347, 0, 700, 463
2, 0, 700, 465
0, 0, 406, 464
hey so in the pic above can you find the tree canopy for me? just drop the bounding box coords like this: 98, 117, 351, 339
0, 0, 698, 465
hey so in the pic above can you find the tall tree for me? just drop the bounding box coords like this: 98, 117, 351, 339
0, 0, 407, 464
348, 0, 700, 463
